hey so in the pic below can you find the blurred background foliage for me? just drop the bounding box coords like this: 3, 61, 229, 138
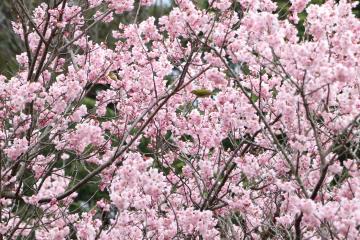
0, 0, 359, 214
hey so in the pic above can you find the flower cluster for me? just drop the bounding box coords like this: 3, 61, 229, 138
0, 0, 359, 239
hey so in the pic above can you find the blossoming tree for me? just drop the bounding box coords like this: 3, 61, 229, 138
0, 0, 359, 239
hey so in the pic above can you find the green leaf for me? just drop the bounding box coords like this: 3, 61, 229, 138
271, 87, 279, 98
180, 134, 194, 142
81, 97, 96, 109
105, 107, 116, 118
138, 137, 153, 157
250, 93, 259, 103
241, 63, 251, 75
172, 159, 185, 174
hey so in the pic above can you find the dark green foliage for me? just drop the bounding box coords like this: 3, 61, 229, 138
172, 159, 185, 174
66, 160, 109, 213
275, 131, 288, 146
0, 1, 21, 77
138, 136, 153, 157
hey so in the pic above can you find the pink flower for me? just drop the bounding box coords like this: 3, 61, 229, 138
4, 138, 28, 160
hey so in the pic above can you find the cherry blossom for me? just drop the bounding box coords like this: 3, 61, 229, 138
0, 0, 359, 239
